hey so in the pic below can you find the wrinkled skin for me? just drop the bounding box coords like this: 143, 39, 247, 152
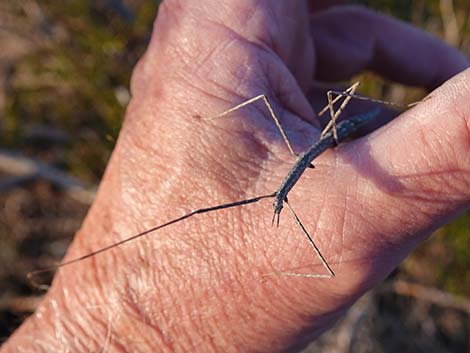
3, 1, 469, 352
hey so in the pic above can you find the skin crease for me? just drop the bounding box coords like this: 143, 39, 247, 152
2, 1, 469, 352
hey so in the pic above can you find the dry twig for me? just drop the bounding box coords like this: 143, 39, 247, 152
0, 149, 95, 204
379, 279, 469, 313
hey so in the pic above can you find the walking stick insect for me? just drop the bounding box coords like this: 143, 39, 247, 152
28, 82, 415, 285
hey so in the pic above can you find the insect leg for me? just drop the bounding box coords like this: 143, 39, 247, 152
265, 200, 335, 279
27, 193, 276, 288
204, 94, 298, 158
319, 82, 360, 143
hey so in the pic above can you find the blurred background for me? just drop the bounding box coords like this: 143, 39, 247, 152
0, 1, 468, 352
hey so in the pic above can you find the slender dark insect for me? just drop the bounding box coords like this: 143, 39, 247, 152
28, 83, 409, 284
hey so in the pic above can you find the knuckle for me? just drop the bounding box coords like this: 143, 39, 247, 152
440, 69, 470, 175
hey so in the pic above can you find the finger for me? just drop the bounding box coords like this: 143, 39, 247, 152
344, 69, 470, 270
310, 6, 468, 89
308, 0, 346, 13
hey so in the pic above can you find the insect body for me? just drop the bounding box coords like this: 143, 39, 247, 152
273, 108, 378, 221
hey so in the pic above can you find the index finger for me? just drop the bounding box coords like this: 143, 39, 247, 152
311, 6, 468, 89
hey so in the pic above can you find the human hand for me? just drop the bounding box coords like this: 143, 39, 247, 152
4, 1, 468, 352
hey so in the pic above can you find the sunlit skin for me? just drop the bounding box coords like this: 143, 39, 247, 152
3, 1, 469, 352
